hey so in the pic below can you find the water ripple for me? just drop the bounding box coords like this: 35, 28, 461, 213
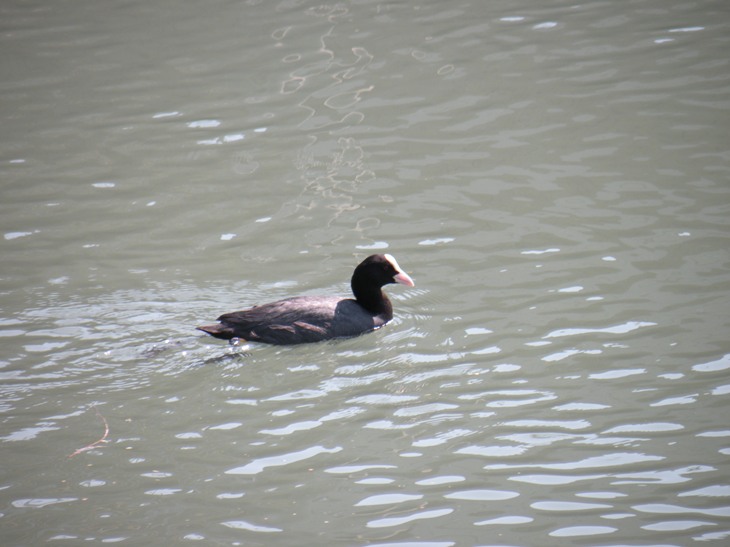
486, 452, 664, 471
544, 321, 657, 338
355, 493, 423, 507
549, 525, 617, 538
2, 0, 729, 545
366, 507, 454, 529
444, 489, 519, 501
220, 520, 282, 533
225, 445, 342, 475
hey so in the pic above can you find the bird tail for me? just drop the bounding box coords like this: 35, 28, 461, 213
197, 324, 235, 340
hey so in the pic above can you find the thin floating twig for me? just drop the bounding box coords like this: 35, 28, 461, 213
68, 405, 110, 458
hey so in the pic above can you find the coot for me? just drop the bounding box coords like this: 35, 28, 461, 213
197, 254, 414, 345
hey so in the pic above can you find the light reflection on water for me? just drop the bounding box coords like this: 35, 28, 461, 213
2, 0, 730, 544
4, 269, 729, 544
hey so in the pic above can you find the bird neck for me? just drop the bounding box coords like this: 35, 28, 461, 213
352, 283, 393, 316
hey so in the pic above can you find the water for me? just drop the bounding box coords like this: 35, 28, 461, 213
2, 0, 729, 545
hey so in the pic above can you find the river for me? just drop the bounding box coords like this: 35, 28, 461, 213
2, 0, 729, 545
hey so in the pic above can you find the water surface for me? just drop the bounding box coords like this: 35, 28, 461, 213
2, 0, 730, 545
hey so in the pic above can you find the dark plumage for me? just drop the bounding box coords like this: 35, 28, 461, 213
197, 254, 414, 345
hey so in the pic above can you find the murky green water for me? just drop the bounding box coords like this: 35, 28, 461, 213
2, 0, 729, 545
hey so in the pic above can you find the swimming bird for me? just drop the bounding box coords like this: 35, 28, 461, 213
197, 253, 414, 345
